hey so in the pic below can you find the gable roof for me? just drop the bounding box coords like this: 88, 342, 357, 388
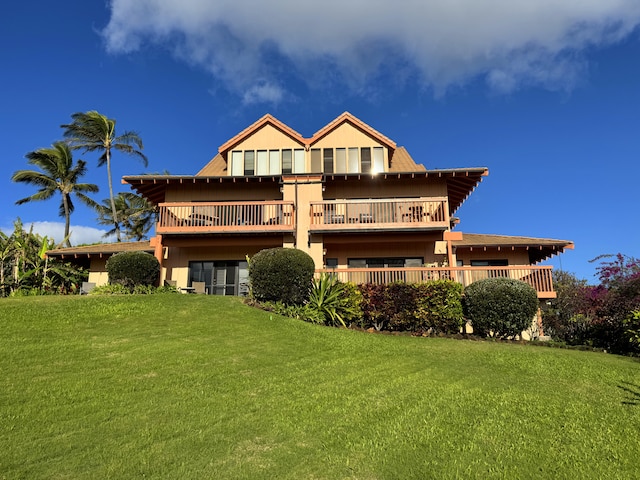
196, 153, 226, 176
453, 233, 574, 263
217, 114, 306, 154
308, 111, 397, 150
388, 146, 426, 172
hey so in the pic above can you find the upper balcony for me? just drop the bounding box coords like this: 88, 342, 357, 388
156, 201, 295, 234
309, 197, 449, 232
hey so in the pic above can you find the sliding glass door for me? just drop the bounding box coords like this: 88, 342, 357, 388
189, 260, 249, 296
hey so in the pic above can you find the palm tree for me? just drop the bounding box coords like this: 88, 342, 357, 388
94, 192, 156, 241
12, 142, 99, 247
61, 111, 147, 242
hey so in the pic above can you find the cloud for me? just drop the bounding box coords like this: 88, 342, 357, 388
102, 0, 640, 101
1, 221, 116, 246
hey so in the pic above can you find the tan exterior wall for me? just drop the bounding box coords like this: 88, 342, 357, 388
311, 122, 387, 151
165, 183, 281, 202
324, 178, 447, 200
88, 258, 109, 286
322, 232, 446, 268
161, 236, 285, 288
455, 248, 530, 266
231, 124, 305, 152
281, 175, 324, 266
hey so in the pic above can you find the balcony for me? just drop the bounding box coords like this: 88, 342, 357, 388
315, 265, 556, 298
309, 198, 449, 232
157, 201, 295, 234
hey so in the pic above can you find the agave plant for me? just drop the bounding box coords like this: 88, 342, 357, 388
307, 273, 360, 328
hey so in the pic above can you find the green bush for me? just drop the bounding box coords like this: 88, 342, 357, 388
463, 278, 538, 338
357, 283, 387, 330
249, 248, 315, 305
90, 284, 178, 295
105, 251, 160, 290
261, 301, 325, 324
415, 280, 464, 334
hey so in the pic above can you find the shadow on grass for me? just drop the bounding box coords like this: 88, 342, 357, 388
618, 382, 640, 405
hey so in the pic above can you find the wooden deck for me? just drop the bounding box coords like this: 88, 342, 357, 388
315, 265, 556, 298
309, 197, 449, 232
157, 201, 295, 234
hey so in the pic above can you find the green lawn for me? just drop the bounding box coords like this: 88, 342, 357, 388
1, 295, 639, 479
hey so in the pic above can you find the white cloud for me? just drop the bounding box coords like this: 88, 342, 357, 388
102, 0, 640, 101
1, 221, 116, 246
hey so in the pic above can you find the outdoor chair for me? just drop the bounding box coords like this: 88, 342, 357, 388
80, 282, 95, 295
192, 281, 207, 294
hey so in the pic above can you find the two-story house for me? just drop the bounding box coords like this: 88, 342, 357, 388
48, 112, 573, 298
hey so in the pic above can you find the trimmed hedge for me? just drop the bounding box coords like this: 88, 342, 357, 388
249, 248, 315, 305
356, 280, 464, 333
463, 277, 538, 338
106, 251, 160, 290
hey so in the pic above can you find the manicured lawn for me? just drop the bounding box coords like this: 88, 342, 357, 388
1, 295, 639, 479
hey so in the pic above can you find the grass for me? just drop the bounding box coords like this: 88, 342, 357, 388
1, 294, 639, 479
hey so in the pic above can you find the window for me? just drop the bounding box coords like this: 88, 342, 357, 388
269, 150, 281, 174
323, 148, 334, 174
244, 150, 255, 176
336, 148, 346, 173
282, 149, 292, 174
325, 258, 338, 268
470, 259, 509, 266
256, 150, 268, 175
348, 148, 359, 173
372, 147, 384, 173
361, 147, 371, 173
294, 149, 305, 173
310, 149, 322, 172
348, 257, 423, 268
231, 151, 243, 176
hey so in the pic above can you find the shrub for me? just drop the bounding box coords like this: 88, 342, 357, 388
463, 278, 538, 338
249, 248, 315, 305
261, 301, 325, 324
307, 274, 362, 327
357, 283, 387, 330
415, 280, 464, 334
106, 251, 160, 290
384, 283, 420, 331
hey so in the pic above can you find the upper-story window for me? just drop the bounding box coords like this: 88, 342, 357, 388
231, 149, 304, 176
310, 146, 385, 174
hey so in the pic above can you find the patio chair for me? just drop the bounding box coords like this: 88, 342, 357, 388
80, 282, 95, 295
192, 281, 207, 294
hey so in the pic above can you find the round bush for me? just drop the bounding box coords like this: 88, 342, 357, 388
249, 248, 315, 305
463, 277, 539, 338
106, 251, 160, 290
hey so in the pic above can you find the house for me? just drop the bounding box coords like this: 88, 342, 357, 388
48, 112, 573, 298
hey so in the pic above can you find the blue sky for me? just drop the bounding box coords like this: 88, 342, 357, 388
2, 1, 640, 282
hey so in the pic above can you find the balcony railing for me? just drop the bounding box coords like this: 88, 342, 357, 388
315, 266, 556, 298
157, 201, 295, 234
309, 197, 449, 231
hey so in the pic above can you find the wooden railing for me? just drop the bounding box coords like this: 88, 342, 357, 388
157, 201, 295, 233
309, 197, 449, 231
315, 266, 556, 298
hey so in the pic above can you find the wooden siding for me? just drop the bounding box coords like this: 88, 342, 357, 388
315, 265, 556, 298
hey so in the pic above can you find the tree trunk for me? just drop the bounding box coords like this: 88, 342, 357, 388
62, 194, 72, 247
106, 148, 121, 242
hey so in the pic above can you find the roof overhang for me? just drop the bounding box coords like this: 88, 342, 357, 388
46, 241, 154, 260
453, 233, 574, 263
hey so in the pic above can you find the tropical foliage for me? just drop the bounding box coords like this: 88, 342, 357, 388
307, 274, 362, 327
0, 219, 87, 296
62, 111, 147, 242
11, 142, 99, 246
94, 192, 156, 240
542, 254, 640, 354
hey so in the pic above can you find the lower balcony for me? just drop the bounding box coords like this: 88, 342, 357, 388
309, 198, 449, 232
157, 201, 295, 234
315, 265, 556, 298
